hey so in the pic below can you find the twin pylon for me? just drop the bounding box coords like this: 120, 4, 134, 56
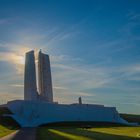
24, 50, 53, 102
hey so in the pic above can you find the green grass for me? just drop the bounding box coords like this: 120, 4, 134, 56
0, 125, 16, 138
37, 113, 140, 140
0, 107, 20, 138
37, 126, 140, 140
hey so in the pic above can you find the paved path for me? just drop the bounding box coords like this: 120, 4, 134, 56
0, 128, 36, 140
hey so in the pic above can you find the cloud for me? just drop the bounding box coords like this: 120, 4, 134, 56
127, 12, 140, 21
53, 86, 95, 104
53, 86, 68, 90
50, 54, 83, 63
118, 12, 140, 41
0, 93, 23, 105
46, 30, 75, 42
0, 52, 25, 74
10, 84, 24, 87
51, 53, 140, 104
51, 61, 113, 103
118, 64, 140, 81
0, 44, 32, 74
0, 18, 10, 25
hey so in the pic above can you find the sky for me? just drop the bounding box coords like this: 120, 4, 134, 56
0, 0, 140, 114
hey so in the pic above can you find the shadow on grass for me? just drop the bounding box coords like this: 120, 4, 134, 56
0, 116, 20, 130
37, 127, 140, 140
0, 107, 20, 139
40, 121, 127, 127
0, 107, 20, 129
37, 127, 69, 140
59, 128, 140, 140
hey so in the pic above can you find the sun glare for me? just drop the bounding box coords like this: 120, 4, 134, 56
11, 54, 25, 65
18, 55, 25, 65
15, 47, 31, 65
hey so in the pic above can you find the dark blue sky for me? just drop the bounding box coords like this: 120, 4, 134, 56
0, 0, 140, 114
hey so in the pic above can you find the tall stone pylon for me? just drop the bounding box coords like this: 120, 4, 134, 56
24, 50, 38, 100
38, 50, 53, 102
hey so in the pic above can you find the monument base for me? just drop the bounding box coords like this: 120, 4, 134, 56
6, 100, 137, 127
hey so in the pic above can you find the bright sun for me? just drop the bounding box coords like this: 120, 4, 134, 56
18, 55, 25, 65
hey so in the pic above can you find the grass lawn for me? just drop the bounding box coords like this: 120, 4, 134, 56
0, 107, 20, 138
0, 125, 16, 138
37, 126, 140, 140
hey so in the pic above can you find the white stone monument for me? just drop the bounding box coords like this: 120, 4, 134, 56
24, 50, 38, 100
6, 50, 138, 127
38, 50, 53, 102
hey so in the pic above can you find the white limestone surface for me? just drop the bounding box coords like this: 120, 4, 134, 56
6, 100, 137, 127
38, 50, 53, 102
24, 51, 38, 100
